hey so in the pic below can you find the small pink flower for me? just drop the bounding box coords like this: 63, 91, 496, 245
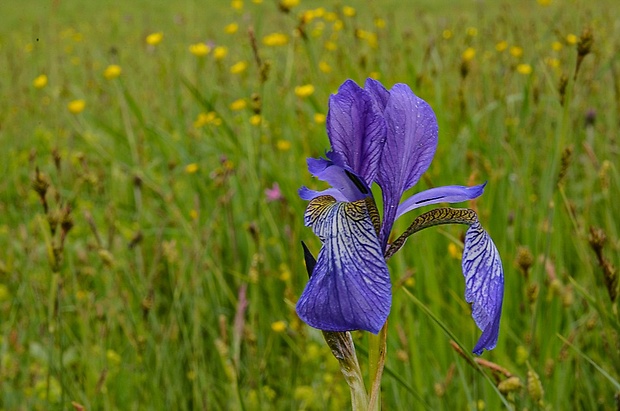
265, 182, 283, 202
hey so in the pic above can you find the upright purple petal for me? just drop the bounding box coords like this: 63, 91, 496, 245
462, 221, 504, 355
395, 183, 486, 219
296, 196, 391, 333
377, 84, 438, 245
364, 78, 389, 110
327, 80, 387, 184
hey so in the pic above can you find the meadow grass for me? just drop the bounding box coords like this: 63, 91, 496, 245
1, 0, 619, 409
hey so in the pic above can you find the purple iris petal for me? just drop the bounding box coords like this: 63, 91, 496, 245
364, 78, 390, 110
299, 186, 348, 202
327, 80, 387, 184
305, 155, 371, 202
395, 183, 486, 219
296, 197, 391, 333
461, 221, 504, 355
377, 84, 438, 245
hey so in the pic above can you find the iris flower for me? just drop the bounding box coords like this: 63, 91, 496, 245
296, 79, 504, 355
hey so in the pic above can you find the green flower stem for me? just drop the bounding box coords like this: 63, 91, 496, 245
322, 331, 367, 411
368, 322, 388, 411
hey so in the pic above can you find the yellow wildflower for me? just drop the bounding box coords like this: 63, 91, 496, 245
466, 27, 478, 37
318, 60, 331, 73
225, 23, 239, 34
189, 43, 210, 57
342, 6, 356, 17
537, 0, 551, 4
551, 41, 563, 51
325, 11, 337, 21
280, 0, 299, 9
68, 99, 86, 114
333, 20, 343, 31
103, 64, 122, 80
106, 350, 122, 365
313, 113, 326, 124
230, 98, 247, 111
545, 57, 560, 68
250, 114, 262, 126
448, 243, 462, 260
252, 0, 263, 3
462, 47, 476, 61
516, 64, 532, 75
495, 41, 508, 52
509, 46, 523, 57
277, 140, 291, 151
33, 74, 48, 89
566, 33, 578, 45
374, 18, 386, 29
271, 321, 287, 332
294, 84, 315, 98
442, 29, 452, 40
213, 46, 228, 60
194, 112, 221, 128
0, 284, 9, 301
356, 30, 377, 48
263, 33, 289, 47
324, 41, 337, 51
146, 32, 163, 46
230, 61, 248, 74
369, 71, 380, 79
189, 209, 199, 220
231, 0, 243, 10
185, 163, 199, 174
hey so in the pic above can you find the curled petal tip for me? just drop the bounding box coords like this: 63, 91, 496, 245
462, 221, 504, 354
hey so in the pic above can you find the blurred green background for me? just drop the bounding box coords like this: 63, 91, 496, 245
1, 0, 618, 409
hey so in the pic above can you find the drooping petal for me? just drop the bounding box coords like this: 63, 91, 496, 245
395, 183, 486, 219
304, 155, 372, 202
461, 221, 504, 355
296, 196, 391, 334
327, 80, 387, 184
377, 84, 438, 245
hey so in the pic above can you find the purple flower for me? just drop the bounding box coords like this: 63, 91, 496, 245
296, 79, 504, 355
